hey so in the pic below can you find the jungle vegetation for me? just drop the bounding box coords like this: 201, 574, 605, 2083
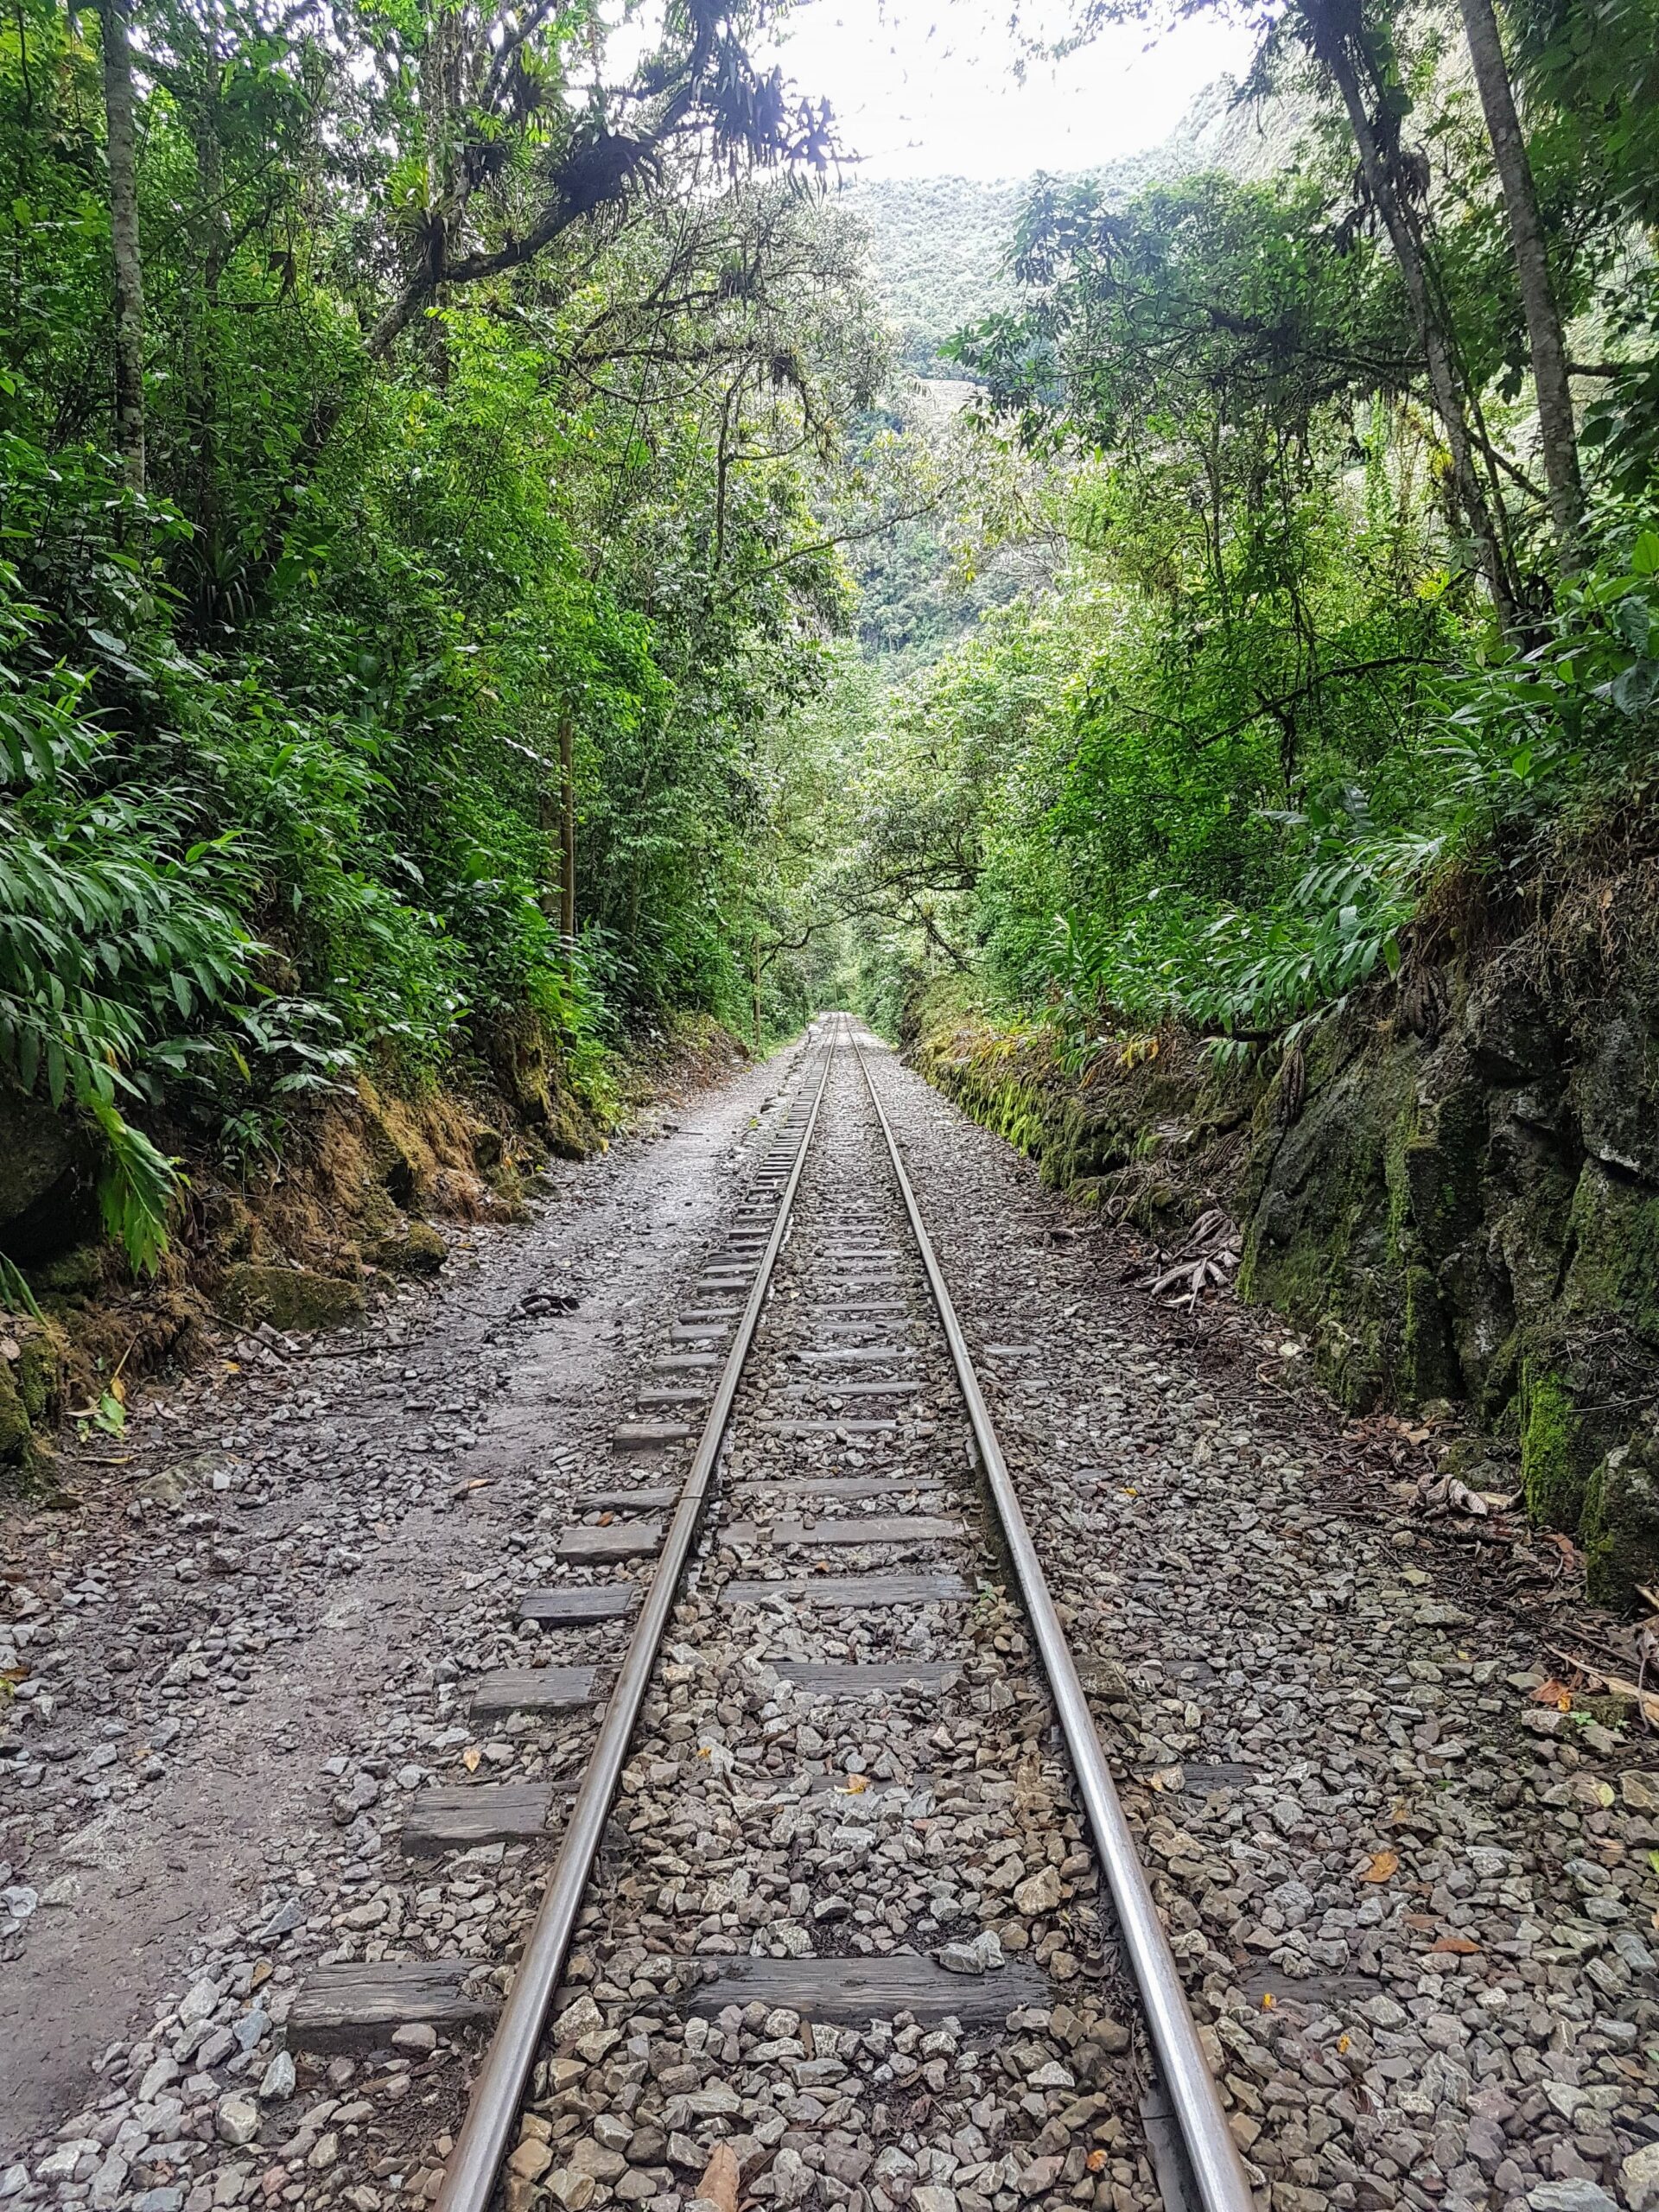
831, 0, 1659, 1060
2, 0, 1658, 1280
0, 0, 898, 1268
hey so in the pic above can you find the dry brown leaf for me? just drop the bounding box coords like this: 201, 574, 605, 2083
462, 1745, 481, 1772
1359, 1851, 1399, 1884
1430, 1934, 1481, 1955
695, 2143, 740, 2212
1530, 1679, 1574, 1711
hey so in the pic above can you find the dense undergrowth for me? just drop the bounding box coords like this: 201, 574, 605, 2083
0, 0, 878, 1290
841, 138, 1659, 1042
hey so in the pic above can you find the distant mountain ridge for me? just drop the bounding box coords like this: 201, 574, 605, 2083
842, 77, 1305, 372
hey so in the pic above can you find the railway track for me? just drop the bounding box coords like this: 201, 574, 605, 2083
293, 1014, 1256, 2212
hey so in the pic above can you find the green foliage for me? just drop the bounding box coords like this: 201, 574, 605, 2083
0, 0, 877, 1273
0, 556, 254, 1265
838, 109, 1659, 1060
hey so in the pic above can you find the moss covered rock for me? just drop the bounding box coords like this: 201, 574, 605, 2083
0, 1319, 67, 1471
1581, 1433, 1659, 1608
1241, 1036, 1422, 1408
0, 1361, 32, 1459
14, 1321, 66, 1427
30, 1243, 107, 1300
366, 1221, 447, 1276
478, 1016, 599, 1160
219, 1262, 365, 1332
1520, 1363, 1592, 1529
358, 1087, 434, 1205
908, 932, 1659, 1598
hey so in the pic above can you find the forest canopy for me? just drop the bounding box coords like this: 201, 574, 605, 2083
2, 0, 1658, 1281
0, 0, 884, 1266
828, 0, 1659, 1054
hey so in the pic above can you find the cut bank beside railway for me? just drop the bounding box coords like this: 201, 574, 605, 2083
0, 1018, 748, 1487
905, 842, 1659, 1613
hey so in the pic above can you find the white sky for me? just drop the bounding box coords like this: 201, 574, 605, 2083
768, 0, 1259, 181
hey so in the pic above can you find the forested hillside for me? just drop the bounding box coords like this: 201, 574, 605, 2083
0, 0, 889, 1315
846, 80, 1294, 374
825, 7, 1659, 1592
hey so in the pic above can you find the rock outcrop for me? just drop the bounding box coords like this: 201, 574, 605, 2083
912, 875, 1659, 1606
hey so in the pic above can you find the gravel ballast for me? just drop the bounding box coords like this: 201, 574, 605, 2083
5, 1020, 1656, 2212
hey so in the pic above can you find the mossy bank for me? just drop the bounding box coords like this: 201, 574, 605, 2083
907, 839, 1659, 1607
0, 1014, 746, 1482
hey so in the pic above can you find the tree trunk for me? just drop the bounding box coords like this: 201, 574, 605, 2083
1302, 0, 1522, 629
1455, 0, 1582, 553
558, 715, 576, 969
99, 0, 146, 495
186, 31, 226, 614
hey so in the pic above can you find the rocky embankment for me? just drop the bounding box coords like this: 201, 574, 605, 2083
907, 854, 1659, 1605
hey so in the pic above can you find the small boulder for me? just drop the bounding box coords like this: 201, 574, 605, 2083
258, 2051, 296, 2101
1013, 1864, 1063, 1915
366, 1221, 446, 1277
214, 2094, 260, 2147
1580, 1429, 1659, 1609
218, 1262, 365, 1332
1623, 2142, 1659, 2212
1528, 2184, 1618, 2212
938, 1929, 1002, 1974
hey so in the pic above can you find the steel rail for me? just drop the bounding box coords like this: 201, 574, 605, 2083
849, 1023, 1259, 2212
435, 1017, 842, 2212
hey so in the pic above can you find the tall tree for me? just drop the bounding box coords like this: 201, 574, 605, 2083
364, 0, 836, 361
1454, 0, 1583, 550
99, 0, 146, 493
1294, 0, 1522, 627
